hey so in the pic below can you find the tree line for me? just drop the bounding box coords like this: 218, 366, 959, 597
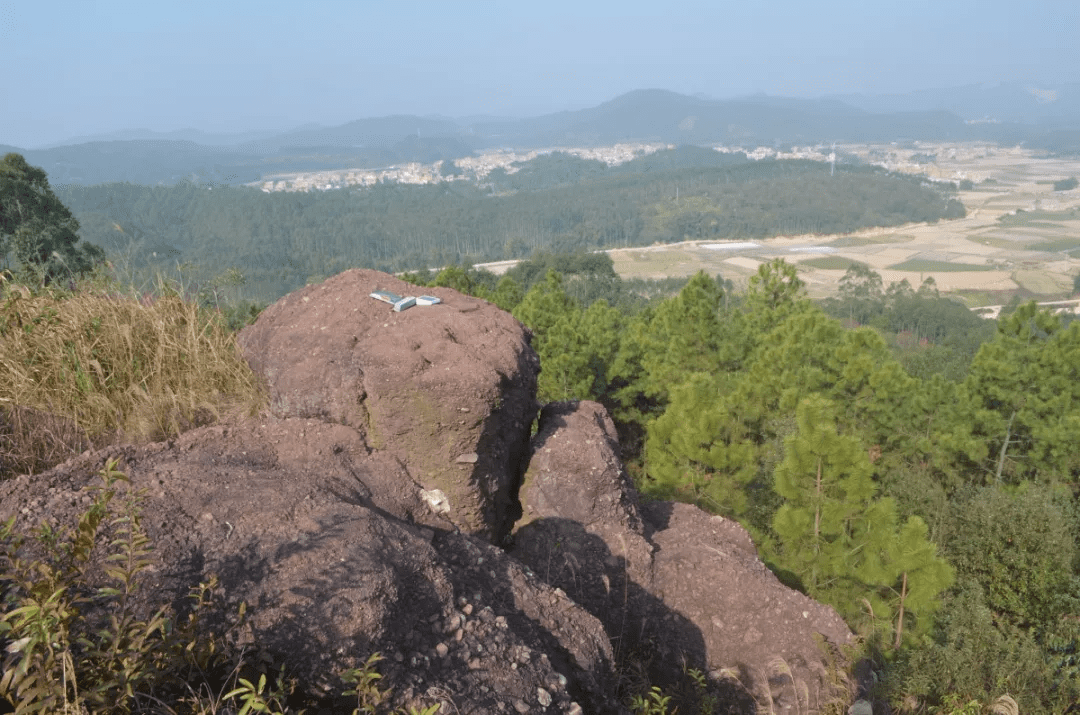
48, 148, 963, 304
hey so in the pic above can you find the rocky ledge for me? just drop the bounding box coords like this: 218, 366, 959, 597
0, 269, 854, 714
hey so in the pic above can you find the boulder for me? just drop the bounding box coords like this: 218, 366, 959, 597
512, 400, 854, 713
0, 437, 625, 714
642, 501, 853, 713
237, 268, 539, 543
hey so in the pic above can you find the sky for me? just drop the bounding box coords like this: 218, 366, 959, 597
1, 0, 1076, 148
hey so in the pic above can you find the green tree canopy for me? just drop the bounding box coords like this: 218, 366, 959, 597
956, 302, 1080, 485
771, 396, 953, 646
941, 484, 1079, 629
744, 258, 807, 333
0, 153, 104, 283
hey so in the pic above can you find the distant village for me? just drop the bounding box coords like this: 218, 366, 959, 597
250, 141, 1004, 193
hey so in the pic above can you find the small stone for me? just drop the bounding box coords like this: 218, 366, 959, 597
849, 700, 873, 715
468, 658, 482, 670
513, 700, 530, 713
567, 703, 583, 715
495, 615, 508, 629
455, 452, 479, 464
536, 688, 552, 707
445, 613, 462, 632
462, 603, 474, 616
435, 642, 449, 658
454, 628, 464, 642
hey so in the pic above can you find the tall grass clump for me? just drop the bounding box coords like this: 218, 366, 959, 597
0, 277, 264, 477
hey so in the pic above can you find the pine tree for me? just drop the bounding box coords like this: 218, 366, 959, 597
744, 258, 807, 333
644, 373, 759, 514
610, 271, 746, 415
512, 269, 579, 342
958, 302, 1080, 484
771, 395, 877, 599
882, 515, 954, 648
770, 395, 952, 643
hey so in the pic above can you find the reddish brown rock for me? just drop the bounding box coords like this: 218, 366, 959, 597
0, 438, 625, 714
512, 400, 854, 714
237, 269, 539, 542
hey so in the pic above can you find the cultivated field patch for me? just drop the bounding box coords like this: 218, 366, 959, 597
826, 233, 911, 247
888, 259, 996, 272
604, 143, 1080, 303
798, 255, 863, 270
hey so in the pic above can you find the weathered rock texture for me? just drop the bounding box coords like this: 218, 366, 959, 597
237, 268, 538, 543
511, 401, 854, 714
0, 428, 622, 714
0, 271, 858, 714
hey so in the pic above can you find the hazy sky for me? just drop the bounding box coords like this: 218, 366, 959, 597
1, 0, 1075, 148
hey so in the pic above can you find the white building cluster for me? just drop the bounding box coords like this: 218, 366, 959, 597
253, 143, 672, 193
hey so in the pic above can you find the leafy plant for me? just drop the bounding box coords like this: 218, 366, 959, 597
340, 653, 390, 715
222, 664, 297, 715
0, 458, 169, 714
629, 685, 674, 715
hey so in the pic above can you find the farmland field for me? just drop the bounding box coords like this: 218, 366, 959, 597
603, 142, 1080, 304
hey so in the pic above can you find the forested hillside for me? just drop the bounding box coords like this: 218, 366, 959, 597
418, 255, 1080, 712
55, 150, 962, 303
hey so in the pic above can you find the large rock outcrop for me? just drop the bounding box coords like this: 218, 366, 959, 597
237, 269, 538, 543
0, 435, 621, 713
0, 271, 860, 713
511, 401, 855, 714
0, 272, 627, 713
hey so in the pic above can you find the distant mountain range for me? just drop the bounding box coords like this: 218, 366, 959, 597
829, 82, 1080, 126
5, 83, 1080, 186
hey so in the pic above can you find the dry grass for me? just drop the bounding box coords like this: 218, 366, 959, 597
0, 279, 264, 477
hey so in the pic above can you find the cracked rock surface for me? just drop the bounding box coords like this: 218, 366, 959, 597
237, 268, 538, 543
